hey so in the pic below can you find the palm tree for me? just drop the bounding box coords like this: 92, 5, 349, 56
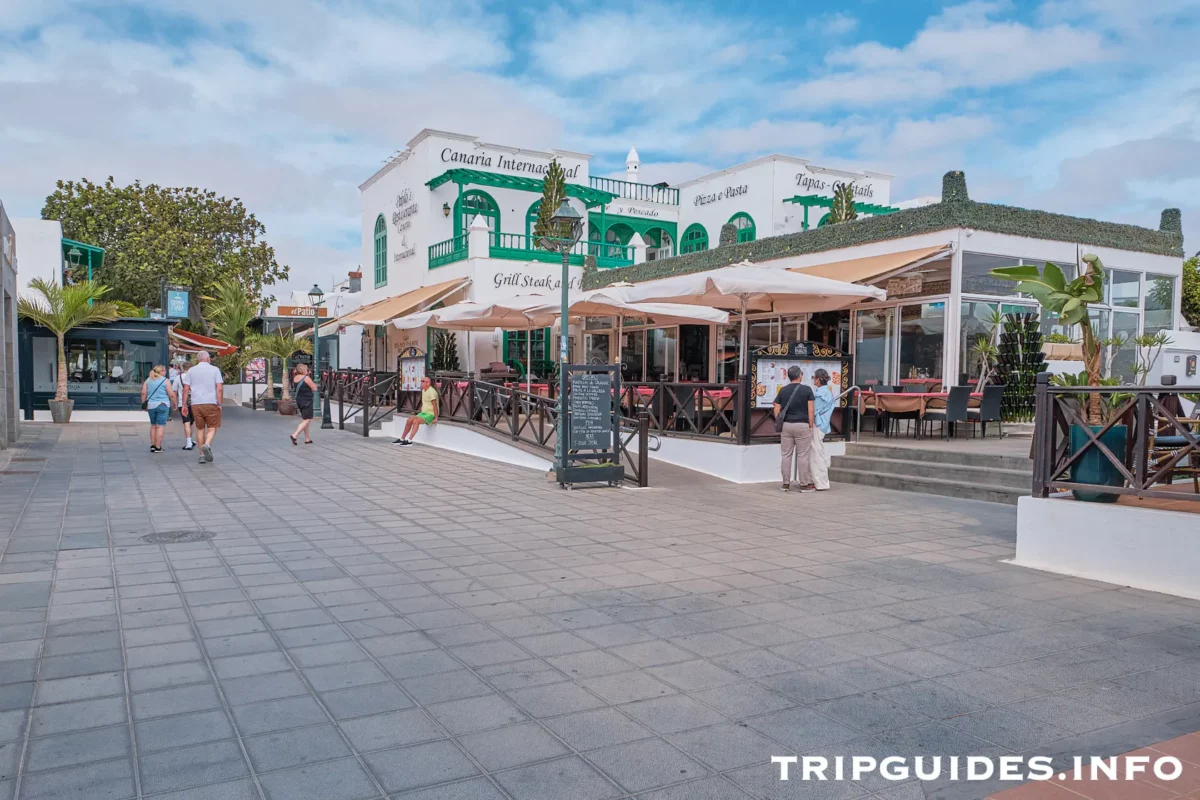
17, 279, 122, 403
246, 328, 312, 403
203, 278, 256, 353
825, 182, 859, 225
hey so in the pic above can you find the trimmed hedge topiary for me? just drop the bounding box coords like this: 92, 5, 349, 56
584, 171, 1184, 289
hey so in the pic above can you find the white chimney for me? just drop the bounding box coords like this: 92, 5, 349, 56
625, 147, 640, 183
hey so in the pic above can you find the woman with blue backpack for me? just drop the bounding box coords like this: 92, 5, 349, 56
141, 365, 178, 453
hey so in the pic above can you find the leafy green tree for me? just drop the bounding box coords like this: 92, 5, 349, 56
42, 177, 288, 322
246, 328, 312, 404
533, 159, 568, 247
826, 182, 859, 225
1182, 255, 1199, 328
17, 279, 122, 402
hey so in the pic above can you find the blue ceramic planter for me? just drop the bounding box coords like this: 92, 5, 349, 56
1069, 424, 1127, 502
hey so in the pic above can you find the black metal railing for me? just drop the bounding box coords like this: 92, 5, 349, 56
322, 370, 650, 486
1032, 374, 1200, 502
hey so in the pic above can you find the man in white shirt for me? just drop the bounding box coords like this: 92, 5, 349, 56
181, 350, 224, 463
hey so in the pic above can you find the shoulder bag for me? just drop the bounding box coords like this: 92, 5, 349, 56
774, 384, 801, 434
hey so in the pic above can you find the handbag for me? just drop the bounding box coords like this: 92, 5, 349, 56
774, 384, 801, 434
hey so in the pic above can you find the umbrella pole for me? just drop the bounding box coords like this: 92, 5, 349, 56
615, 315, 622, 368
738, 297, 748, 377
527, 327, 532, 394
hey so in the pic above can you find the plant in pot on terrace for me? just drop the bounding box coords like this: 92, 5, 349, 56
17, 278, 123, 423
1132, 331, 1172, 386
245, 327, 312, 415
970, 334, 999, 393
991, 255, 1125, 501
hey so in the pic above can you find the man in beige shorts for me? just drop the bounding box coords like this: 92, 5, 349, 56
182, 351, 224, 463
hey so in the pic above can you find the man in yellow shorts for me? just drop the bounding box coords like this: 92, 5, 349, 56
394, 375, 438, 446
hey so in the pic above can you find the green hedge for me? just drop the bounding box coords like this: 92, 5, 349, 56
583, 171, 1183, 289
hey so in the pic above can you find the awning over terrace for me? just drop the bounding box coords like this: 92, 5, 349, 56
336, 278, 470, 326
789, 244, 951, 284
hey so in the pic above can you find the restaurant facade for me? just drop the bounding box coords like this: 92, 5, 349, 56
354, 130, 1188, 396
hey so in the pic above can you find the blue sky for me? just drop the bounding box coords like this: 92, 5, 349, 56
1, 0, 1197, 294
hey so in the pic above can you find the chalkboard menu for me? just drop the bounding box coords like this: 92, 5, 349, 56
569, 371, 613, 450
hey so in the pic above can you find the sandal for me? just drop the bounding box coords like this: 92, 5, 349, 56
304, 439, 313, 444
290, 434, 298, 445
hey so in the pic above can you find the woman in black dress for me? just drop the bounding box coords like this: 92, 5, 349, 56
290, 363, 317, 445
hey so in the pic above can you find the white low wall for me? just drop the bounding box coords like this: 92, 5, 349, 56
32, 410, 148, 422
1014, 495, 1200, 600
626, 435, 845, 484
222, 384, 255, 405
377, 415, 552, 473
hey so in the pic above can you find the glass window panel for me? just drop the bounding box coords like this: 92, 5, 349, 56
679, 326, 709, 382
1110, 269, 1140, 309
31, 337, 57, 393
779, 315, 805, 344
584, 333, 610, 365
1110, 311, 1139, 382
1144, 275, 1174, 333
960, 301, 998, 383
646, 328, 677, 382
1088, 308, 1110, 344
621, 329, 645, 383
962, 253, 1022, 295
99, 339, 157, 394
855, 309, 893, 386
747, 318, 776, 352
717, 325, 739, 383
65, 339, 99, 397
898, 302, 945, 380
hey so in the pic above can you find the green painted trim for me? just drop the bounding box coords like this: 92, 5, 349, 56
587, 212, 677, 255
584, 171, 1183, 290
427, 168, 617, 209
679, 223, 709, 255
728, 212, 756, 243
783, 195, 900, 217
428, 234, 468, 268
453, 189, 499, 240
373, 214, 387, 288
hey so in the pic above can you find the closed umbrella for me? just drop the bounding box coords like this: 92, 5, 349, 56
610, 261, 886, 374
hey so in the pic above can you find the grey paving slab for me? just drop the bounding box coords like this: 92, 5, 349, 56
5, 411, 1200, 800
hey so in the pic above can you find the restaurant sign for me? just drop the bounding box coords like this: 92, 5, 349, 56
694, 184, 749, 207
277, 306, 329, 318
750, 342, 853, 410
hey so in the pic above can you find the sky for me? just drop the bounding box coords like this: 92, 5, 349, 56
1, 0, 1198, 297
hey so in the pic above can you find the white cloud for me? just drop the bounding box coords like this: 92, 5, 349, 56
804, 13, 859, 37
788, 1, 1107, 108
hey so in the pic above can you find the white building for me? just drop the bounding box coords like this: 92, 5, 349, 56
351, 128, 895, 374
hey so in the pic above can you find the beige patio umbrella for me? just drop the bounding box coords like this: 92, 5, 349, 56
392, 297, 561, 393
610, 261, 886, 374
525, 290, 730, 374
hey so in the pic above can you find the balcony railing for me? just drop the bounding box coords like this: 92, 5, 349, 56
428, 234, 468, 269
588, 176, 679, 206
491, 233, 633, 268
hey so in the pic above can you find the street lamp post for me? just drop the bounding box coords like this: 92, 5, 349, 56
537, 200, 584, 479
307, 284, 326, 423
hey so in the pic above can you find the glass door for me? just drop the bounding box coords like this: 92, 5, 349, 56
584, 332, 610, 366
621, 329, 645, 382
897, 301, 945, 382
854, 308, 893, 386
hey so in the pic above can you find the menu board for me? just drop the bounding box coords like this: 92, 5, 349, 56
754, 357, 843, 408
401, 357, 425, 391
569, 371, 613, 450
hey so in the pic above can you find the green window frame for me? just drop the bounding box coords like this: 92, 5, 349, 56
373, 215, 387, 288
454, 190, 500, 240
728, 212, 756, 243
680, 223, 709, 254
526, 200, 541, 242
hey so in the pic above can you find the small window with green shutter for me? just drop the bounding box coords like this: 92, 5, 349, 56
728, 212, 755, 243
373, 215, 387, 287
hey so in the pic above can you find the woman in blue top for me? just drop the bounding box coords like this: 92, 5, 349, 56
810, 368, 835, 491
141, 365, 178, 453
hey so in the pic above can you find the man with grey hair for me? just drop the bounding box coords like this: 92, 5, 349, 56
182, 350, 223, 463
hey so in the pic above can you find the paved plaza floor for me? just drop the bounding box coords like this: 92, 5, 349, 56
1, 407, 1198, 800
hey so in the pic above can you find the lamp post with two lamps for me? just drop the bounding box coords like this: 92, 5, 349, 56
307, 284, 329, 426
535, 200, 584, 479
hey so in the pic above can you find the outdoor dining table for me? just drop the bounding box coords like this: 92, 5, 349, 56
898, 378, 943, 391
861, 390, 982, 438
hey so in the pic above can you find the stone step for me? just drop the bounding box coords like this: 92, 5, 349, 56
827, 466, 1024, 505
830, 454, 1031, 491
843, 441, 1030, 471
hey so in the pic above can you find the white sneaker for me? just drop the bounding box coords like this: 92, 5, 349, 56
201, 444, 213, 462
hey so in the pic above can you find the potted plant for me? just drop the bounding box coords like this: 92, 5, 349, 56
17, 278, 123, 423
246, 328, 312, 415
991, 255, 1124, 501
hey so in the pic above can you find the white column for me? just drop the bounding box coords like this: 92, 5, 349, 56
630, 233, 649, 265
944, 234, 964, 386
467, 215, 490, 259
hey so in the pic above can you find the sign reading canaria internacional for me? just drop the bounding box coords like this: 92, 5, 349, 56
440, 148, 581, 179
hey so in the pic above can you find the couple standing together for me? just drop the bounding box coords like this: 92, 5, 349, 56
773, 366, 834, 493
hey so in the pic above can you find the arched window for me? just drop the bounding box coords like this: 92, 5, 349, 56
373, 215, 387, 288
526, 200, 542, 243
728, 212, 756, 243
680, 224, 708, 255
645, 227, 674, 260
454, 190, 499, 239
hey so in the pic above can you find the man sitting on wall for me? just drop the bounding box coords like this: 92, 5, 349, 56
394, 376, 438, 447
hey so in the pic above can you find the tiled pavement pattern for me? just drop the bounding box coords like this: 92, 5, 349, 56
1, 408, 1199, 800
